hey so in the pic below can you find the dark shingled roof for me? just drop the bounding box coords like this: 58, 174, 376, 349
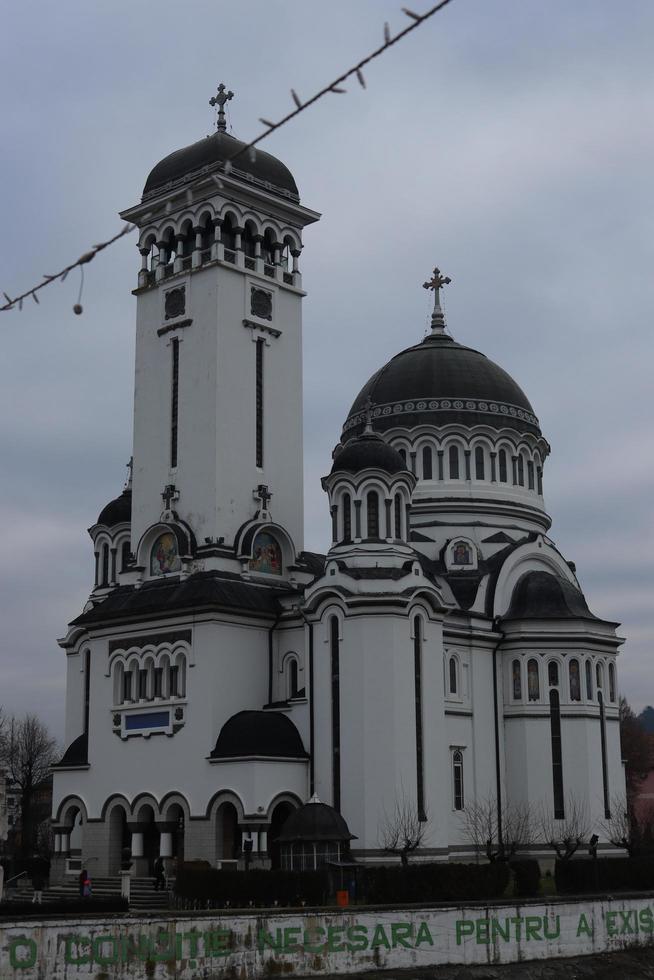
210, 710, 307, 759
143, 131, 299, 201
278, 800, 356, 842
97, 489, 131, 527
503, 570, 605, 622
70, 571, 297, 627
344, 333, 541, 439
331, 431, 407, 476
53, 732, 88, 768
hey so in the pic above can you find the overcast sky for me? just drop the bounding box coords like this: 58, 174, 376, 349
1, 0, 653, 741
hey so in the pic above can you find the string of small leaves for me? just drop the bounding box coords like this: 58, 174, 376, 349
0, 1, 455, 315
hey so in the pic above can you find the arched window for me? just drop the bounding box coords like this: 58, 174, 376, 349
449, 656, 458, 695
394, 494, 402, 539
608, 662, 616, 702
221, 214, 236, 251
452, 750, 464, 810
548, 660, 559, 688
262, 229, 276, 265
288, 658, 299, 699
527, 659, 540, 701
569, 659, 581, 701
243, 222, 257, 258
517, 454, 525, 486
585, 660, 593, 700
422, 446, 433, 480
200, 216, 214, 251
398, 448, 407, 465
498, 449, 508, 483
120, 540, 131, 572
512, 659, 522, 700
527, 460, 535, 490
596, 662, 604, 693
342, 493, 352, 542
537, 467, 543, 495
475, 446, 485, 480
101, 543, 109, 586
366, 490, 379, 538
448, 445, 460, 479
249, 531, 282, 575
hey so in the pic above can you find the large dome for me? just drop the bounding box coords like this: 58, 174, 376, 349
143, 131, 299, 202
343, 333, 540, 440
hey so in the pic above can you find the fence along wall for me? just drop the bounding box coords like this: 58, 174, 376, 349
3, 896, 654, 978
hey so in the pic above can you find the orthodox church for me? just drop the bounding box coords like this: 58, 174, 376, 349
51, 88, 624, 878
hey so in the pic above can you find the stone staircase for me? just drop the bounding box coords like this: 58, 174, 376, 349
5, 874, 170, 911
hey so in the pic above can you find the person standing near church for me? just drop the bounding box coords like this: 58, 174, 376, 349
153, 855, 165, 891
30, 854, 48, 904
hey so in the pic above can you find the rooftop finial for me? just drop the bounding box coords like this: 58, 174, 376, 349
209, 83, 234, 133
422, 266, 452, 334
124, 456, 133, 491
363, 395, 375, 434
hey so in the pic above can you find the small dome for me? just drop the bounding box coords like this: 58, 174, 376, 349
343, 333, 540, 440
278, 799, 356, 843
143, 131, 299, 202
210, 710, 307, 759
503, 570, 602, 622
331, 431, 407, 476
97, 489, 131, 527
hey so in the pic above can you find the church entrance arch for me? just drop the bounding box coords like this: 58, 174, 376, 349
107, 804, 129, 874
165, 803, 185, 865
134, 804, 159, 874
268, 802, 295, 870
216, 802, 241, 862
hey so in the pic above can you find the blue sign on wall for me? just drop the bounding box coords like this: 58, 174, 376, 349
125, 711, 170, 731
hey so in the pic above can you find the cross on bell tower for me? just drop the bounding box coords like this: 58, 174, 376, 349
423, 266, 452, 335
209, 83, 234, 133
253, 484, 273, 519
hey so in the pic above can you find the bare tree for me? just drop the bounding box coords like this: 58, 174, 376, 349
0, 714, 57, 858
537, 796, 590, 861
378, 795, 429, 866
463, 795, 535, 862
601, 794, 654, 856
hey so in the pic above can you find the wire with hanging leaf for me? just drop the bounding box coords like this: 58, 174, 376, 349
1, 0, 455, 314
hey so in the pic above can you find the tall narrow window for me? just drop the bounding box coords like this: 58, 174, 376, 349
549, 689, 564, 818
255, 338, 264, 468
394, 494, 402, 539
330, 616, 341, 812
475, 446, 485, 480
517, 455, 525, 486
83, 650, 91, 735
123, 670, 133, 702
139, 669, 148, 700
527, 460, 535, 490
548, 661, 559, 688
342, 493, 352, 542
596, 662, 604, 693
169, 665, 179, 697
452, 750, 464, 810
448, 445, 460, 479
608, 663, 616, 702
598, 691, 610, 818
449, 656, 458, 695
569, 659, 581, 701
154, 667, 163, 699
120, 540, 131, 572
498, 449, 508, 483
537, 467, 543, 494
366, 490, 379, 537
512, 659, 522, 700
527, 659, 540, 701
585, 660, 593, 700
422, 446, 433, 480
414, 618, 426, 821
170, 337, 179, 468
101, 544, 109, 586
289, 659, 299, 698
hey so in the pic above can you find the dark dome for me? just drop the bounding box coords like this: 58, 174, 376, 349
210, 710, 307, 760
278, 799, 356, 843
97, 489, 131, 527
331, 431, 407, 476
343, 333, 540, 440
143, 131, 299, 202
503, 570, 604, 622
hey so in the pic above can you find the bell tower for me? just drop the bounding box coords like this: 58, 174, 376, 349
120, 86, 320, 556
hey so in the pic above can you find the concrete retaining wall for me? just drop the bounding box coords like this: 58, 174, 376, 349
2, 895, 654, 978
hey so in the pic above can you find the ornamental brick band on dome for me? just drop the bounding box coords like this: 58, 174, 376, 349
343, 333, 541, 440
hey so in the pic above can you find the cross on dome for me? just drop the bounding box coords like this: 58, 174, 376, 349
363, 395, 375, 434
209, 83, 234, 133
422, 266, 452, 335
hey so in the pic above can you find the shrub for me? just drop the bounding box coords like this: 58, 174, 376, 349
0, 898, 128, 918
361, 862, 510, 905
509, 860, 541, 897
555, 856, 654, 894
174, 867, 328, 907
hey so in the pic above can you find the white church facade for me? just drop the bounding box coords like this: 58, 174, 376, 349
51, 89, 625, 877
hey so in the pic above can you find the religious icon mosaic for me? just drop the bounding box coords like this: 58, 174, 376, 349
452, 541, 472, 565
151, 532, 182, 576
249, 531, 282, 575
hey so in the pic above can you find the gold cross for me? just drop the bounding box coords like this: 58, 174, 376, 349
209, 83, 234, 133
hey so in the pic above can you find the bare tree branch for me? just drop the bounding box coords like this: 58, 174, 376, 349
462, 795, 536, 862
537, 795, 591, 861
378, 794, 429, 866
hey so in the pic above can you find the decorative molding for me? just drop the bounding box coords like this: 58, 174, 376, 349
108, 629, 192, 654
243, 318, 282, 339
164, 286, 186, 320
157, 317, 193, 337
250, 287, 273, 321
344, 398, 540, 433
